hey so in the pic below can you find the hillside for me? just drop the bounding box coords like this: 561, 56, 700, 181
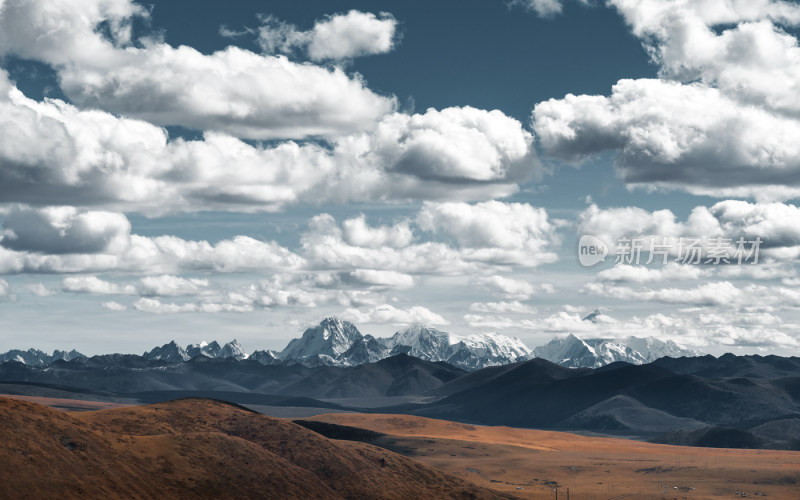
0, 397, 509, 500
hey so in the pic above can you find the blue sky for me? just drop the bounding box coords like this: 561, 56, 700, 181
1, 0, 800, 356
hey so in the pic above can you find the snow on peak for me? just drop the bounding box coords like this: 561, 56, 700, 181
533, 334, 698, 368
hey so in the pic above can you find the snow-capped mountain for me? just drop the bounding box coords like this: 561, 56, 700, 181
532, 333, 698, 368
383, 325, 532, 370
276, 319, 532, 370
0, 348, 85, 366
144, 340, 247, 363
278, 317, 364, 363
143, 341, 189, 363
186, 340, 247, 360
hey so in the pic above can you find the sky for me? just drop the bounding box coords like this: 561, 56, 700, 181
2, 0, 800, 356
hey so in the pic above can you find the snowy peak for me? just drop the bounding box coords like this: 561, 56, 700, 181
385, 325, 532, 370
0, 348, 86, 366
387, 325, 455, 361
220, 339, 247, 360
278, 317, 364, 361
531, 334, 599, 368
271, 318, 532, 370
533, 334, 698, 368
143, 341, 189, 363
145, 339, 248, 363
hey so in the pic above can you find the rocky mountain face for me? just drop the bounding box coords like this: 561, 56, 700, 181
532, 333, 697, 368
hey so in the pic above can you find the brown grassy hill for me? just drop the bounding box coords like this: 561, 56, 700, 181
0, 397, 509, 500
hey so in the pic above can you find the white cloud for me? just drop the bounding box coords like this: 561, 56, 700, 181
258, 10, 398, 61
463, 313, 540, 330
416, 201, 559, 266
475, 275, 537, 299
345, 269, 414, 289
302, 202, 560, 275
341, 215, 414, 248
468, 300, 537, 314
342, 304, 448, 325
101, 301, 127, 311
1, 207, 131, 254
583, 280, 800, 311
62, 276, 137, 295
0, 74, 535, 213
360, 107, 536, 184
535, 79, 800, 200
137, 275, 210, 297
0, 209, 304, 275
132, 297, 253, 314
533, 0, 800, 200
583, 280, 744, 306
596, 263, 711, 283
610, 0, 800, 115
511, 0, 565, 17
0, 0, 395, 140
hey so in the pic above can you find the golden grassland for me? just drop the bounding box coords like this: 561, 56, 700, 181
310, 413, 800, 499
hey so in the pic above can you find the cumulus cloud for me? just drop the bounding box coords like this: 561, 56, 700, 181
533, 0, 800, 200
416, 201, 558, 266
341, 215, 414, 248
342, 304, 449, 325
302, 202, 560, 275
257, 10, 398, 61
360, 108, 536, 184
62, 276, 137, 295
0, 74, 535, 213
0, 0, 394, 140
1, 207, 131, 254
610, 0, 800, 115
535, 79, 800, 199
0, 208, 304, 275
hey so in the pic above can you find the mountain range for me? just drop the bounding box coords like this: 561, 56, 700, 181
275, 318, 534, 370
0, 348, 86, 367
2, 316, 696, 372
